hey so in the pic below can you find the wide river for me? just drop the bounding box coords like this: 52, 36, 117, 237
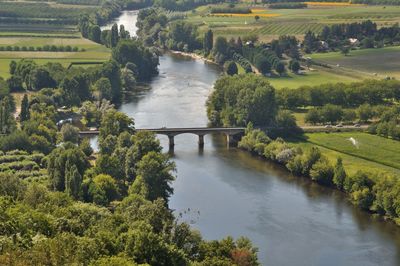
115, 11, 400, 265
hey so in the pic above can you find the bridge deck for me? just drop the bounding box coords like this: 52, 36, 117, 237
79, 127, 246, 135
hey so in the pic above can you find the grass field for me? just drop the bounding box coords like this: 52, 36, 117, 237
0, 37, 110, 78
310, 46, 400, 79
267, 66, 361, 89
289, 132, 400, 175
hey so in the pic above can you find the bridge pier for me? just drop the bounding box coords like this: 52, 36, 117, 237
198, 134, 205, 147
226, 134, 237, 147
168, 135, 175, 148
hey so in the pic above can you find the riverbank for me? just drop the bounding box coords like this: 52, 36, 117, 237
168, 50, 220, 65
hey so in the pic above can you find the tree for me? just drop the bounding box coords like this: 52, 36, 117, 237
320, 104, 343, 123
275, 62, 286, 76
99, 109, 134, 141
28, 67, 55, 91
275, 110, 296, 129
0, 96, 16, 134
225, 61, 238, 76
340, 46, 350, 56
7, 75, 23, 91
254, 15, 260, 21
60, 124, 80, 144
289, 60, 300, 73
110, 23, 119, 48
79, 138, 93, 157
101, 60, 122, 103
357, 103, 373, 122
333, 157, 346, 190
310, 158, 334, 185
47, 145, 89, 192
112, 40, 158, 81
65, 163, 82, 199
94, 77, 112, 101
20, 94, 30, 122
60, 77, 80, 106
87, 174, 120, 205
136, 151, 176, 202
213, 36, 228, 64
9, 60, 17, 75
207, 74, 277, 127
203, 29, 213, 55
89, 25, 101, 43
125, 131, 162, 181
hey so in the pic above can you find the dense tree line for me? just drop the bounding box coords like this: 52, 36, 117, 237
277, 79, 400, 109
269, 3, 307, 8
303, 20, 400, 53
207, 74, 277, 127
367, 105, 400, 139
153, 0, 224, 11
0, 45, 82, 52
233, 53, 253, 73
239, 126, 400, 225
243, 46, 285, 75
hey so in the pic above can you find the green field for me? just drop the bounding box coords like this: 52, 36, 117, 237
289, 132, 400, 175
310, 46, 400, 79
0, 37, 110, 78
267, 66, 361, 89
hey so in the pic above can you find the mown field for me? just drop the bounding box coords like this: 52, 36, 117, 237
267, 66, 361, 89
0, 37, 110, 78
289, 132, 400, 175
311, 46, 400, 79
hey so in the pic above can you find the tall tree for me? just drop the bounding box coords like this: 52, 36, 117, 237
20, 94, 30, 122
110, 23, 119, 48
203, 29, 213, 55
136, 151, 175, 202
65, 162, 82, 199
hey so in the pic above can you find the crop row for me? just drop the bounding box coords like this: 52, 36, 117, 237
0, 45, 84, 52
252, 23, 325, 35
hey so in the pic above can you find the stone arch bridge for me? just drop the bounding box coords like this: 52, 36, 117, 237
79, 127, 246, 148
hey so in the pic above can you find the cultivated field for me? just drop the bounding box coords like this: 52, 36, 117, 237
310, 46, 400, 79
291, 132, 400, 175
0, 37, 110, 78
187, 4, 400, 42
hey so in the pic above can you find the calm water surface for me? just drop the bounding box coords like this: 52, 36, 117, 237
100, 10, 138, 36
116, 12, 400, 266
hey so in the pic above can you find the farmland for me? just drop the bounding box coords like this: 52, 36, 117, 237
310, 46, 400, 79
266, 66, 361, 89
186, 4, 400, 42
289, 132, 400, 175
0, 37, 110, 78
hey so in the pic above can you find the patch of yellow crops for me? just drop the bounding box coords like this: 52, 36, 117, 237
251, 8, 267, 12
211, 13, 280, 17
304, 2, 366, 7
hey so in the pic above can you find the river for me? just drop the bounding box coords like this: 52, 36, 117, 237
115, 12, 400, 266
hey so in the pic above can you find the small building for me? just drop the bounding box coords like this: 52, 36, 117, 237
348, 38, 360, 46
319, 41, 329, 50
